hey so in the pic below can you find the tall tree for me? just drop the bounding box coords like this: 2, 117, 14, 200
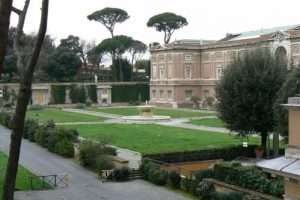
0, 0, 13, 73
87, 41, 104, 73
42, 46, 81, 81
2, 0, 49, 199
87, 7, 129, 37
128, 40, 147, 80
274, 66, 300, 137
147, 12, 188, 44
216, 48, 287, 147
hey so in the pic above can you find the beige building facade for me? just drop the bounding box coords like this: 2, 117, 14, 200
149, 25, 300, 108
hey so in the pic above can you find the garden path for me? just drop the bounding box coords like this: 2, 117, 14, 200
0, 125, 189, 200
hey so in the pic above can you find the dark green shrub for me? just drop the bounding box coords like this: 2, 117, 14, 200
54, 138, 74, 157
69, 84, 79, 103
111, 84, 149, 102
75, 103, 86, 109
47, 127, 78, 157
196, 181, 216, 200
213, 162, 284, 197
96, 155, 114, 173
23, 119, 39, 142
87, 85, 97, 103
168, 171, 181, 188
51, 85, 66, 104
0, 109, 14, 128
34, 120, 56, 147
28, 104, 44, 110
149, 169, 168, 185
113, 167, 130, 181
85, 101, 92, 107
78, 140, 116, 168
181, 177, 196, 193
78, 86, 86, 103
215, 191, 244, 200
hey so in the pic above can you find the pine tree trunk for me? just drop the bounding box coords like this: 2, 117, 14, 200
261, 131, 267, 147
2, 0, 48, 199
0, 0, 13, 73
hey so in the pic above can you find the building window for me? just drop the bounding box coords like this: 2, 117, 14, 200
152, 65, 157, 79
167, 54, 172, 61
216, 68, 222, 79
159, 66, 164, 80
152, 90, 156, 99
184, 67, 192, 79
158, 55, 164, 61
185, 91, 193, 100
159, 90, 164, 99
185, 55, 192, 61
167, 64, 173, 78
203, 90, 209, 98
167, 90, 172, 100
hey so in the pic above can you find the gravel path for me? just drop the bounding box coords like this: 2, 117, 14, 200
0, 126, 189, 200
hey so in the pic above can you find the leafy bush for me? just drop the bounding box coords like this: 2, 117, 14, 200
139, 158, 168, 186
215, 191, 244, 200
112, 83, 149, 102
213, 162, 284, 197
96, 155, 114, 172
47, 127, 78, 157
168, 171, 181, 188
35, 120, 56, 147
113, 167, 130, 181
51, 85, 66, 104
69, 84, 79, 103
0, 109, 14, 129
75, 103, 86, 109
23, 119, 39, 142
28, 104, 44, 110
78, 86, 86, 103
196, 181, 216, 200
87, 85, 97, 103
78, 140, 116, 168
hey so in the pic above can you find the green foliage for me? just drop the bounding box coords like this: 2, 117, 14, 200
23, 119, 39, 142
87, 85, 97, 103
0, 109, 14, 129
147, 12, 188, 44
168, 171, 181, 188
113, 167, 130, 181
216, 48, 287, 146
96, 155, 115, 173
191, 96, 201, 109
46, 127, 78, 157
78, 140, 116, 168
78, 86, 86, 103
51, 85, 66, 104
75, 103, 86, 109
115, 58, 132, 81
59, 35, 81, 53
43, 46, 81, 81
87, 7, 130, 36
143, 145, 257, 163
3, 86, 11, 102
111, 83, 149, 102
196, 181, 216, 200
35, 120, 56, 148
69, 84, 86, 104
274, 66, 300, 136
213, 162, 284, 197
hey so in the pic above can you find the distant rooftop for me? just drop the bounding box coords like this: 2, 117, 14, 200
172, 39, 216, 45
220, 24, 300, 41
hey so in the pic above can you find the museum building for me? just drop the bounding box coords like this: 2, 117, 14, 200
149, 25, 300, 108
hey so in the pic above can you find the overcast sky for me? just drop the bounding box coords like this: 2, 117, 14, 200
10, 0, 300, 48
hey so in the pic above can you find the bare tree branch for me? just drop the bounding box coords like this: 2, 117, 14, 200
11, 6, 22, 15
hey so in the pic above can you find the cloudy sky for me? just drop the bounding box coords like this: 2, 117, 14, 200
10, 0, 300, 47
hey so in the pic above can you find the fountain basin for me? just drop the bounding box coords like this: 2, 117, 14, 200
122, 115, 171, 122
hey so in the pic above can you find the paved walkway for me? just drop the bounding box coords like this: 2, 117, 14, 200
0, 126, 189, 200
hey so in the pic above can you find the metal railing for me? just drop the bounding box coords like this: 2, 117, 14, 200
29, 174, 68, 190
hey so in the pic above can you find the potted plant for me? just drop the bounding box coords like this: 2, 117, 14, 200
255, 145, 264, 158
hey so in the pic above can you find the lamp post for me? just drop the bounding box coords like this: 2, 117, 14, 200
35, 113, 39, 124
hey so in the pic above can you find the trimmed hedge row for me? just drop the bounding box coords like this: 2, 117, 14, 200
143, 145, 258, 163
111, 83, 149, 102
214, 162, 284, 197
51, 85, 66, 104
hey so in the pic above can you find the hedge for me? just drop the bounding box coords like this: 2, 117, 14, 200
51, 85, 66, 104
213, 162, 284, 197
69, 84, 86, 104
111, 83, 149, 102
87, 85, 97, 103
143, 145, 258, 163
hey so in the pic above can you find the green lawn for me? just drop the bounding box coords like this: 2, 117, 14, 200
88, 107, 216, 118
61, 123, 260, 153
188, 118, 226, 128
0, 151, 43, 196
26, 109, 107, 123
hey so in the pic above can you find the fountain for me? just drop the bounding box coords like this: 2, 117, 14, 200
122, 100, 170, 122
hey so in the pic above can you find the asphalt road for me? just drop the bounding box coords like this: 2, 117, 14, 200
0, 125, 189, 200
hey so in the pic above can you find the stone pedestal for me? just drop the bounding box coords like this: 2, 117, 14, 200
96, 85, 112, 107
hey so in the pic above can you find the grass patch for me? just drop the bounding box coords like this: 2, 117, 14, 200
0, 151, 42, 196
60, 123, 259, 154
89, 107, 216, 118
26, 109, 107, 123
187, 118, 226, 128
